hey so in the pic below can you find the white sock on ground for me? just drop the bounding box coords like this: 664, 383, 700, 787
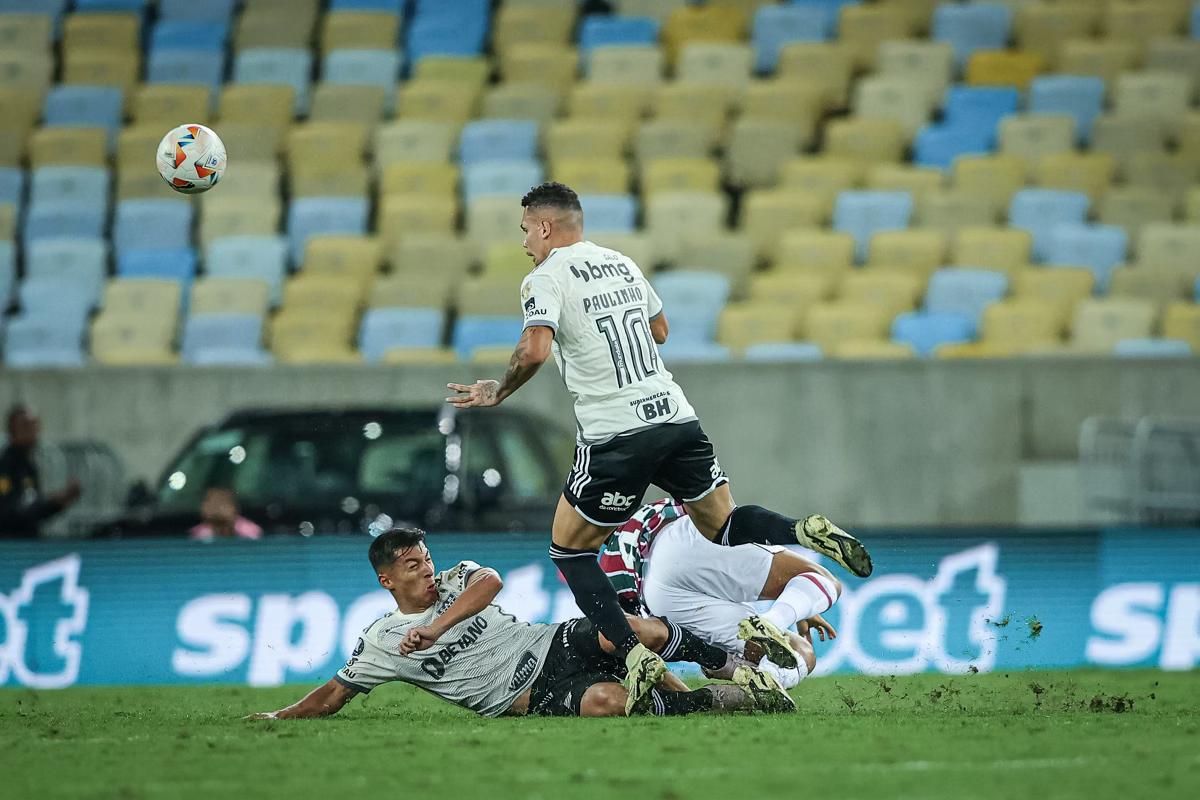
759, 657, 807, 689
762, 572, 838, 631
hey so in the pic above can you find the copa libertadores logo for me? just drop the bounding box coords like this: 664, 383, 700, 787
0, 555, 90, 689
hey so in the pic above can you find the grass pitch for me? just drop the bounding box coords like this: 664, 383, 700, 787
2, 670, 1196, 800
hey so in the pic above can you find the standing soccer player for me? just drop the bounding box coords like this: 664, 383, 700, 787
447, 182, 873, 713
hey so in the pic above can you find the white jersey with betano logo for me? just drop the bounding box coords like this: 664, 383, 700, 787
520, 240, 697, 444
335, 561, 557, 717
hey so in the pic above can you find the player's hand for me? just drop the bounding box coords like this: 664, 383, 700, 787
242, 711, 278, 721
446, 380, 502, 409
399, 626, 439, 655
797, 614, 837, 643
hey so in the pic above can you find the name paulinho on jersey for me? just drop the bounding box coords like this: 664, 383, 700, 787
520, 241, 697, 444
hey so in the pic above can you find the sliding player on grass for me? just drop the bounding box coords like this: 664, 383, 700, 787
246, 527, 794, 721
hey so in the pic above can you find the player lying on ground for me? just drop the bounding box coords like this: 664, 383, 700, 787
245, 527, 794, 721
603, 500, 841, 689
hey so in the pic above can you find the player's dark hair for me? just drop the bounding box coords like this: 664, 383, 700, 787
368, 527, 427, 572
6, 403, 30, 433
521, 181, 582, 214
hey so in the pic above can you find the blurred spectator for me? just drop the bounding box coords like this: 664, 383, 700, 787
190, 487, 262, 542
0, 404, 81, 538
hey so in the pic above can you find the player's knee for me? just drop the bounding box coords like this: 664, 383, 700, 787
630, 616, 668, 652
795, 635, 817, 674
580, 683, 627, 717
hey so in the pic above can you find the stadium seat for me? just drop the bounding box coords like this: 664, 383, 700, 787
739, 190, 824, 261
840, 271, 924, 317
414, 56, 491, 90
323, 49, 402, 110
1109, 267, 1188, 311
359, 308, 445, 361
1099, 189, 1176, 246
1071, 298, 1156, 352
151, 20, 228, 52
282, 274, 363, 315
271, 312, 359, 365
837, 2, 912, 69
803, 302, 892, 353
113, 199, 192, 256
951, 154, 1024, 215
636, 120, 719, 166
216, 84, 295, 126
677, 42, 753, 88
1060, 38, 1140, 87
652, 271, 731, 343
1113, 338, 1192, 358
877, 40, 955, 104
493, 4, 574, 57
952, 226, 1031, 273
1013, 1, 1097, 65
644, 191, 729, 262
1013, 267, 1095, 328
1034, 153, 1115, 204
777, 42, 853, 108
739, 78, 823, 129
379, 195, 458, 251
580, 195, 638, 234
716, 303, 799, 352
553, 158, 630, 195
853, 76, 936, 138
918, 190, 998, 234
22, 202, 105, 249
751, 3, 829, 73
321, 10, 399, 53
102, 277, 182, 319
3, 315, 86, 367
483, 83, 563, 124
1145, 38, 1200, 101
42, 85, 123, 141
1125, 152, 1199, 207
1044, 224, 1128, 291
28, 127, 108, 168
181, 313, 270, 366
578, 15, 659, 54
661, 3, 747, 64
981, 299, 1063, 352
1138, 223, 1200, 277
371, 271, 456, 311
867, 229, 947, 276
965, 49, 1043, 90
891, 311, 976, 357
0, 10, 53, 52
462, 161, 543, 204
397, 78, 480, 124
643, 157, 720, 194
29, 166, 109, 209
587, 44, 664, 84
656, 340, 731, 363
545, 119, 630, 164
913, 125, 993, 170
234, 47, 313, 115
675, 233, 755, 288
466, 196, 522, 250
287, 197, 369, 264
405, 9, 489, 64
868, 165, 944, 200
833, 191, 914, 263
1028, 76, 1106, 145
452, 316, 524, 360
1164, 301, 1200, 352
147, 49, 224, 91
191, 277, 270, 317
459, 120, 539, 167
998, 114, 1077, 176
932, 2, 1013, 67
567, 82, 654, 122
779, 157, 864, 218
117, 248, 197, 288
774, 229, 856, 275
63, 12, 139, 52
380, 162, 459, 198
725, 119, 806, 189
18, 275, 96, 318
200, 195, 282, 242
375, 121, 458, 166
924, 268, 1008, 323
159, 0, 235, 22
1008, 189, 1090, 263
132, 84, 213, 127
1103, 0, 1183, 44
1114, 71, 1191, 132
0, 239, 14, 308
943, 85, 1019, 144
499, 44, 579, 91
823, 118, 906, 166
836, 339, 917, 360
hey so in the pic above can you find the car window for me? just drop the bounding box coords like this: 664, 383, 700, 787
493, 421, 555, 500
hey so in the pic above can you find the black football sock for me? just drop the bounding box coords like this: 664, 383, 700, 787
656, 617, 729, 671
719, 504, 798, 547
549, 544, 641, 656
648, 687, 715, 717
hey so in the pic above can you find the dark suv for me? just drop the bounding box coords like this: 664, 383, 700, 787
96, 406, 572, 536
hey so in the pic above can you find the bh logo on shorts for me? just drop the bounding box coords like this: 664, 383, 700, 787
600, 492, 637, 512
634, 394, 679, 424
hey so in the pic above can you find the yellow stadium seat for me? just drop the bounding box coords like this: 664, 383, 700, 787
1177, 112, 1200, 164
282, 274, 363, 313
63, 12, 138, 52
676, 42, 754, 88
635, 119, 719, 166
217, 84, 295, 125
236, 6, 317, 50
0, 51, 53, 91
654, 82, 735, 125
802, 303, 892, 352
132, 84, 211, 127
199, 161, 280, 203
1099, 189, 1176, 247
1187, 187, 1200, 222
867, 164, 944, 200
387, 233, 475, 281
482, 242, 534, 277
591, 232, 657, 273
288, 122, 369, 166
568, 82, 653, 123
1124, 152, 1199, 207
116, 125, 165, 174
876, 40, 955, 106
740, 189, 826, 262
839, 271, 924, 316
381, 346, 458, 365
1144, 38, 1200, 101
0, 86, 43, 134
379, 162, 458, 198
998, 115, 1076, 176
271, 313, 359, 365
482, 82, 563, 124
302, 236, 383, 285
838, 2, 913, 69
1114, 71, 1191, 132
90, 315, 177, 366
739, 80, 823, 131
467, 196, 522, 252
290, 165, 370, 199
917, 190, 999, 233
1034, 152, 1115, 202
1108, 267, 1187, 311
552, 157, 631, 194
867, 230, 947, 275
642, 157, 720, 194
1138, 223, 1200, 277
320, 11, 399, 53
1013, 267, 1095, 327
774, 230, 856, 276
0, 133, 27, 167
212, 122, 286, 162
28, 127, 107, 168
116, 170, 167, 201
1103, 0, 1183, 47
493, 6, 576, 57
470, 345, 517, 364
853, 76, 934, 138
833, 340, 915, 359
935, 341, 1016, 358
545, 119, 630, 163
458, 276, 523, 316
1072, 298, 1157, 352
777, 43, 853, 109
824, 117, 907, 166
725, 119, 806, 189
589, 45, 664, 85
675, 233, 756, 288
0, 203, 14, 239
1091, 114, 1170, 175
309, 84, 387, 124
1058, 39, 1140, 85
615, 0, 687, 24
191, 278, 271, 316
747, 272, 835, 309
966, 50, 1044, 90
62, 49, 139, 92
1014, 2, 1098, 65
371, 273, 457, 310
199, 197, 282, 242
0, 13, 52, 53
952, 227, 1032, 273
778, 157, 864, 217
981, 299, 1063, 351
499, 44, 579, 92
1163, 302, 1200, 352
398, 79, 479, 124
717, 304, 800, 351
644, 191, 729, 262
103, 279, 182, 318
378, 195, 458, 248
414, 56, 491, 91
662, 3, 747, 63
374, 121, 459, 166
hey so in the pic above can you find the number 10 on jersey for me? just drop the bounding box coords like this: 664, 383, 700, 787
596, 308, 660, 388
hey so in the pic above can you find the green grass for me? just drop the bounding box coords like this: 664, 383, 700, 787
1, 670, 1197, 800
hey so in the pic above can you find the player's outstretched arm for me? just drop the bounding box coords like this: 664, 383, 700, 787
399, 568, 504, 655
446, 326, 554, 408
244, 678, 357, 721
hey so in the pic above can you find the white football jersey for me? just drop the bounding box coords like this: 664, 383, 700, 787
520, 240, 696, 443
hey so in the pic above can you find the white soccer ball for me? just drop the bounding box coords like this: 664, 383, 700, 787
156, 123, 227, 194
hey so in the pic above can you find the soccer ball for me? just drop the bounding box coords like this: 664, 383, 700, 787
156, 124, 227, 194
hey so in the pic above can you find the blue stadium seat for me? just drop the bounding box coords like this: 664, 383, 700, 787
1028, 76, 1105, 144
117, 248, 197, 285
147, 49, 225, 90
453, 315, 524, 360
359, 308, 445, 362
942, 85, 1020, 140
833, 191, 914, 262
1193, 2, 1200, 38
0, 242, 14, 312
413, 0, 487, 20
234, 48, 313, 115
658, 341, 732, 362
1044, 224, 1128, 291
0, 168, 24, 210
1008, 189, 1090, 263
652, 272, 731, 343
1114, 338, 1192, 357
158, 0, 235, 23
287, 198, 369, 264
1195, 275, 1199, 302
406, 1, 490, 64
331, 0, 404, 13
913, 124, 993, 168
22, 202, 106, 249
924, 268, 1009, 323
205, 235, 289, 305
19, 275, 96, 317
462, 161, 543, 204
0, 1, 67, 27
323, 50, 402, 108
113, 199, 192, 256
151, 20, 228, 52
182, 313, 270, 366
932, 2, 1013, 67
3, 314, 87, 367
459, 120, 540, 166
25, 239, 107, 298
743, 341, 823, 362
578, 15, 659, 52
42, 86, 124, 140
580, 194, 638, 233
29, 166, 109, 209
74, 0, 147, 11
752, 4, 830, 73
891, 311, 976, 357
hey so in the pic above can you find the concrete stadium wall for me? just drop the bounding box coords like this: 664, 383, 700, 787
2, 358, 1197, 526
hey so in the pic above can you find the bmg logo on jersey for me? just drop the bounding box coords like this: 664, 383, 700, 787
600, 492, 637, 512
569, 260, 636, 284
